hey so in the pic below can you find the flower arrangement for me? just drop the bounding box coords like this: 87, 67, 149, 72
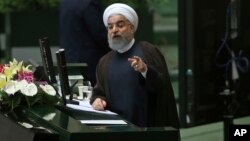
0, 59, 60, 113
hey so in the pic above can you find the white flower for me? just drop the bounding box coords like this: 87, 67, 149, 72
3, 80, 34, 96
16, 80, 29, 91
39, 84, 56, 96
3, 80, 19, 95
20, 83, 38, 96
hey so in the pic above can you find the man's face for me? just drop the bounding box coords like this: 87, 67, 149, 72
107, 14, 134, 50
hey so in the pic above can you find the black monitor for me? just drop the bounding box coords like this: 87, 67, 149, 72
56, 49, 79, 106
39, 37, 57, 85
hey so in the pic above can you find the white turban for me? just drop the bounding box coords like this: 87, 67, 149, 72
103, 3, 138, 31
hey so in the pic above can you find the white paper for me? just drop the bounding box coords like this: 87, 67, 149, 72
78, 100, 92, 108
80, 120, 127, 125
66, 103, 118, 115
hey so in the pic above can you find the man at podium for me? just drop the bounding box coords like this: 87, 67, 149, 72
90, 3, 179, 129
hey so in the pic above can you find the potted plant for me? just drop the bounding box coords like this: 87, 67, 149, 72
0, 58, 60, 114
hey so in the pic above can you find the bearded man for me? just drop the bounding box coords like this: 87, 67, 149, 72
90, 3, 179, 128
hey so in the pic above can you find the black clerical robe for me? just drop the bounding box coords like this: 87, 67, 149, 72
90, 41, 180, 128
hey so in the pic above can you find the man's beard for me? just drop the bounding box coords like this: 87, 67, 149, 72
108, 36, 131, 51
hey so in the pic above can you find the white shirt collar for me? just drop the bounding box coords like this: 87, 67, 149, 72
117, 38, 135, 53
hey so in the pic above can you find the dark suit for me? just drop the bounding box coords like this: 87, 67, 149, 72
60, 0, 110, 85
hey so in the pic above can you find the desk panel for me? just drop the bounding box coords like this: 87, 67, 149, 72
25, 106, 179, 141
0, 112, 59, 141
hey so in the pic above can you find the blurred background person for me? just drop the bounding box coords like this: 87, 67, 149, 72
59, 0, 110, 86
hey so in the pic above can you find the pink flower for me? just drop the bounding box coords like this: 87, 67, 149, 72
0, 65, 4, 73
17, 71, 34, 83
